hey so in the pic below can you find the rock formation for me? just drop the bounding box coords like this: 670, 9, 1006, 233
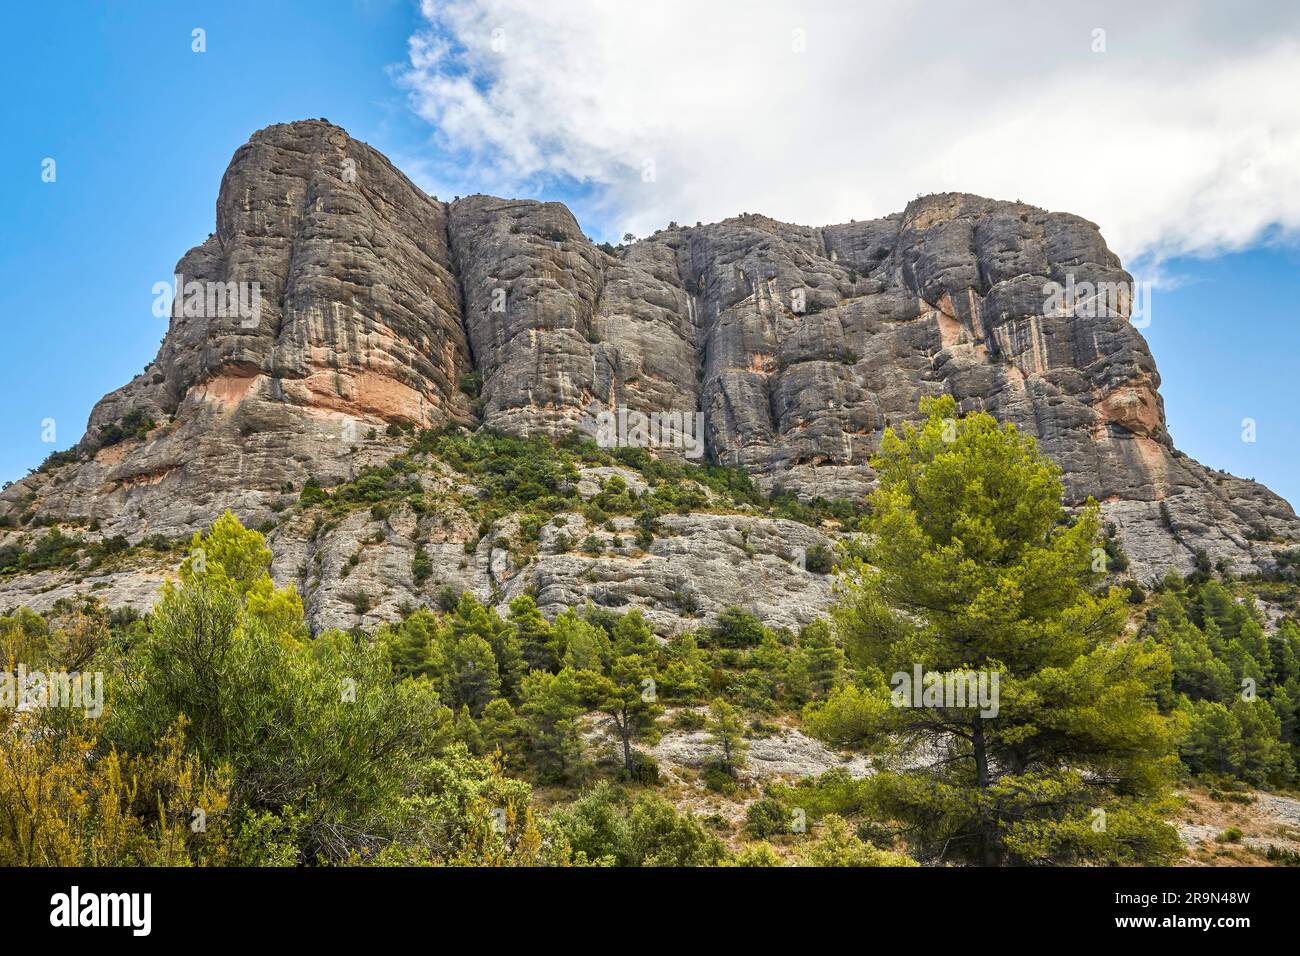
2, 119, 1296, 631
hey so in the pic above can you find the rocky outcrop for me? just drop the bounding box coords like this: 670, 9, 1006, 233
260, 472, 836, 635
5, 121, 473, 543
648, 725, 874, 782
2, 119, 1296, 630
448, 196, 700, 439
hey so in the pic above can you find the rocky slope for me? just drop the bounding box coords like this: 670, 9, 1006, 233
2, 119, 1296, 631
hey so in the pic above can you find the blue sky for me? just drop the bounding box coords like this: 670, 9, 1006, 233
1141, 243, 1300, 505
1, 0, 1297, 508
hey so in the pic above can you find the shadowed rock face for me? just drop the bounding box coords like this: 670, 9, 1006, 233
2, 119, 1296, 628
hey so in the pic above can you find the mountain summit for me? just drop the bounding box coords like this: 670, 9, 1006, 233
2, 119, 1295, 630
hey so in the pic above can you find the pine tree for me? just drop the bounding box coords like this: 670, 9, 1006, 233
507, 595, 555, 672
808, 397, 1182, 865
443, 594, 523, 701
551, 608, 611, 671
707, 698, 748, 774
578, 610, 663, 773
519, 668, 586, 782
787, 619, 845, 702
1184, 699, 1243, 775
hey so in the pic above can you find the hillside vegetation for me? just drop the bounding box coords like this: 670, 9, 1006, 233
3, 400, 1298, 866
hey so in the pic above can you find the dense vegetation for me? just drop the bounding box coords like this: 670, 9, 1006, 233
91, 409, 157, 452
0, 515, 879, 866
299, 426, 871, 537
0, 527, 177, 575
2, 402, 1298, 866
0, 424, 866, 570
1146, 575, 1300, 786
804, 397, 1183, 865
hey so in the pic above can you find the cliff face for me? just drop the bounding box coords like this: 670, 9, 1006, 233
12, 122, 475, 539
2, 120, 1296, 630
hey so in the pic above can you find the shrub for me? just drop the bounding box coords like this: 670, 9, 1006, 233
672, 709, 707, 731
458, 372, 482, 399
626, 792, 726, 866
621, 753, 660, 786
798, 815, 917, 867
37, 448, 78, 473
299, 478, 328, 506
412, 545, 433, 585
92, 409, 156, 450
768, 768, 871, 822
724, 842, 784, 867
1124, 579, 1146, 604
436, 585, 461, 613
702, 764, 739, 796
1102, 533, 1130, 573
744, 796, 790, 838
804, 542, 834, 574
0, 718, 234, 866
712, 607, 767, 647
1264, 845, 1300, 865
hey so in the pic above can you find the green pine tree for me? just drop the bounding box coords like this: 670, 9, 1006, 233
807, 397, 1183, 865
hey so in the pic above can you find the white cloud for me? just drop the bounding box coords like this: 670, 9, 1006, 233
398, 0, 1300, 261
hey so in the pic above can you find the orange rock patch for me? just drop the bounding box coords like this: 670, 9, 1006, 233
282, 366, 437, 427
1095, 383, 1160, 439
195, 370, 261, 408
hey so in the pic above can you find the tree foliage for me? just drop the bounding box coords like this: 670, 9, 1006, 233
812, 397, 1183, 865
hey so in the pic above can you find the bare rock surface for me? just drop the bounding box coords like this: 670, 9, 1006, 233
583, 714, 873, 782
519, 513, 836, 634
0, 564, 173, 618
3, 119, 1296, 630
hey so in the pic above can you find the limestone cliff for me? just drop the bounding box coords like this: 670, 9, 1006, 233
2, 120, 1295, 631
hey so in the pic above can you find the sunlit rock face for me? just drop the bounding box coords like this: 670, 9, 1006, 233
2, 119, 1295, 630
4, 121, 476, 542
